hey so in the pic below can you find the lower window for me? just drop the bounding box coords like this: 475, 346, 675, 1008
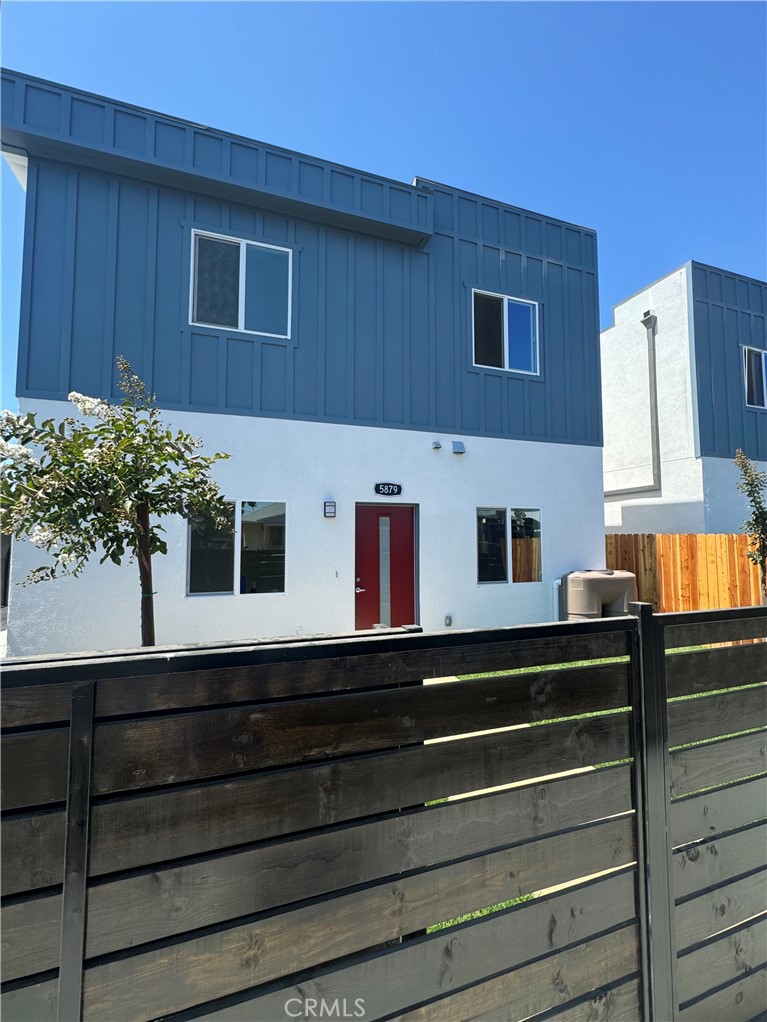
188, 500, 286, 595
510, 508, 542, 583
476, 507, 542, 584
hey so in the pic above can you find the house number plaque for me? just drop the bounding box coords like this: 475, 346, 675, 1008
374, 483, 403, 496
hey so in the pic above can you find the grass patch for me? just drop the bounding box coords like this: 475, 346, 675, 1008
427, 893, 534, 933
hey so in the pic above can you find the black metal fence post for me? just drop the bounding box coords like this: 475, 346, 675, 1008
57, 681, 95, 1022
631, 601, 678, 1022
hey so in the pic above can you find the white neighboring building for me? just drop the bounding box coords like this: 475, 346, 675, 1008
601, 261, 767, 535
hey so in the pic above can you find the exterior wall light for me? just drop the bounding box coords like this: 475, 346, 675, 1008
324, 501, 336, 518
452, 441, 466, 455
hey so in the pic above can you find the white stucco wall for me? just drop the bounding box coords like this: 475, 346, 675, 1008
7, 403, 606, 657
702, 455, 767, 534
602, 264, 705, 533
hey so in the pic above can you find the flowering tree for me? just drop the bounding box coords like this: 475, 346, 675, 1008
0, 358, 231, 646
734, 449, 767, 604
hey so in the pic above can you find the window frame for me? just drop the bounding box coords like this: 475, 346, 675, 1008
471, 288, 540, 377
476, 506, 509, 585
189, 228, 293, 340
475, 505, 544, 586
744, 345, 767, 410
186, 498, 287, 597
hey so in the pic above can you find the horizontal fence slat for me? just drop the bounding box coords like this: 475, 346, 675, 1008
664, 614, 767, 648
191, 871, 638, 1022
677, 966, 767, 1021
676, 870, 767, 952
666, 644, 767, 699
677, 915, 767, 1007
87, 662, 630, 797
673, 823, 767, 900
0, 977, 58, 1022
540, 978, 642, 1022
0, 810, 65, 897
1, 682, 74, 729
670, 730, 767, 799
76, 629, 630, 717
392, 925, 639, 1022
86, 714, 631, 876
672, 776, 767, 847
669, 685, 767, 748
74, 818, 636, 1021
84, 768, 634, 960
1, 621, 632, 690
0, 730, 69, 810
0, 891, 61, 982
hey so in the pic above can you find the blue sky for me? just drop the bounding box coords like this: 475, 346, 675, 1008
2, 0, 766, 409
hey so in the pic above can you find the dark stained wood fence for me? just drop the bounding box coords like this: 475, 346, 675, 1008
1, 608, 765, 1021
659, 608, 767, 1021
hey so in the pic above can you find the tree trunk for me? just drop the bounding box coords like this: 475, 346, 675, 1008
136, 501, 156, 646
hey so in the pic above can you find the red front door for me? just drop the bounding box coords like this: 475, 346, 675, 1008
355, 505, 416, 629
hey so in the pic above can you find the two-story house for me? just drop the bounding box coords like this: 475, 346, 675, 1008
2, 71, 606, 656
601, 262, 767, 535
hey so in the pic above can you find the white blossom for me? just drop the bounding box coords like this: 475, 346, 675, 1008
55, 551, 77, 568
1, 409, 23, 430
83, 448, 101, 464
29, 524, 58, 548
68, 392, 115, 421
0, 438, 37, 464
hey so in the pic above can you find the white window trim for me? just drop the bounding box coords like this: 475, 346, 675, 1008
472, 289, 540, 376
744, 346, 767, 410
189, 229, 293, 340
187, 498, 287, 597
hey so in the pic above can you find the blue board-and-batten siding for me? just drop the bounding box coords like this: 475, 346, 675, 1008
17, 157, 602, 446
692, 262, 767, 462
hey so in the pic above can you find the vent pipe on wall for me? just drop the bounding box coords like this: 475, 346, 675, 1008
605, 309, 662, 497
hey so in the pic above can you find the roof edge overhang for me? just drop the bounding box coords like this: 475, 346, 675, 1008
1, 69, 433, 246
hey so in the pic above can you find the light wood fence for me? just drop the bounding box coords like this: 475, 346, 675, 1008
606, 533, 763, 612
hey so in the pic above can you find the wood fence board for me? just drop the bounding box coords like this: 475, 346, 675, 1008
82, 770, 634, 958
676, 870, 767, 952
677, 966, 767, 1021
85, 714, 631, 875
542, 978, 642, 1022
670, 730, 767, 798
0, 977, 58, 1022
668, 686, 767, 747
672, 776, 767, 847
195, 872, 638, 1022
87, 662, 630, 797
676, 915, 767, 1007
666, 644, 767, 698
0, 891, 61, 982
673, 824, 767, 900
72, 819, 636, 1021
88, 630, 631, 718
0, 810, 65, 896
0, 729, 69, 810
1, 682, 73, 729
664, 616, 767, 649
391, 925, 639, 1022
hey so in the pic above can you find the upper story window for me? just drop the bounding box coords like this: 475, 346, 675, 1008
190, 230, 292, 338
745, 347, 767, 409
473, 290, 539, 375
